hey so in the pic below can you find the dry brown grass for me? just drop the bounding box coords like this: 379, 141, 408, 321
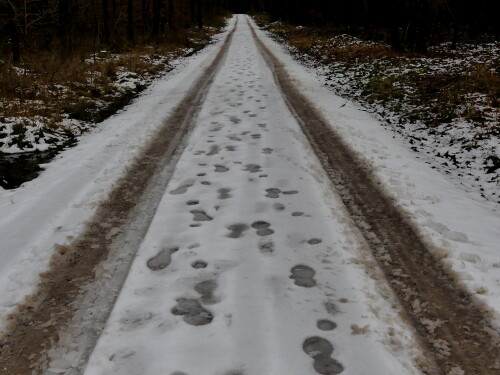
0, 21, 221, 121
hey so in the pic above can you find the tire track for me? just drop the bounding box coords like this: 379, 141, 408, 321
247, 17, 500, 375
0, 21, 237, 375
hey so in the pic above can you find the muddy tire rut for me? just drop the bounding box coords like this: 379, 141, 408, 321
248, 17, 500, 375
0, 24, 236, 375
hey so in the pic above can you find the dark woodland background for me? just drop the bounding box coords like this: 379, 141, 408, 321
1, 0, 499, 62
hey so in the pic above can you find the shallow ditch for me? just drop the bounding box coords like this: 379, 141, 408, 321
0, 143, 74, 189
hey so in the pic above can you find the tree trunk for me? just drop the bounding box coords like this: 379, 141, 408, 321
451, 23, 458, 50
8, 18, 21, 63
190, 0, 195, 23
152, 0, 160, 37
58, 0, 72, 58
127, 0, 135, 45
102, 0, 110, 45
415, 0, 429, 53
168, 0, 174, 30
196, 0, 203, 29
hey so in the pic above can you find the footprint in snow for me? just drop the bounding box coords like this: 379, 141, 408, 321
191, 210, 213, 221
191, 260, 208, 269
206, 145, 220, 156
265, 188, 281, 198
324, 301, 339, 315
245, 164, 261, 173
251, 221, 274, 236
273, 203, 285, 211
194, 279, 219, 305
147, 247, 179, 270
227, 135, 242, 142
290, 265, 316, 287
169, 181, 194, 195
258, 240, 274, 254
218, 188, 232, 199
302, 336, 344, 374
171, 298, 213, 326
229, 116, 241, 124
227, 223, 249, 238
308, 238, 322, 245
215, 165, 229, 172
317, 319, 337, 331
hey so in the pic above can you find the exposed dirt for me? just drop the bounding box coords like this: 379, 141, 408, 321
0, 24, 236, 375
248, 18, 500, 375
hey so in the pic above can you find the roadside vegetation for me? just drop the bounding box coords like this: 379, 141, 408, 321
254, 14, 499, 203
0, 0, 227, 154
0, 26, 220, 153
0, 0, 229, 188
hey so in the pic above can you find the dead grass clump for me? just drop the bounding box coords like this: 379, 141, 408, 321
468, 64, 500, 97
101, 60, 117, 79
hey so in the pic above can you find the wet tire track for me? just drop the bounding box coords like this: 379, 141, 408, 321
0, 22, 237, 375
248, 17, 500, 375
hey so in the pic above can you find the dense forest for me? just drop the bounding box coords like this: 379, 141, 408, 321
1, 0, 499, 62
0, 0, 231, 62
234, 0, 500, 52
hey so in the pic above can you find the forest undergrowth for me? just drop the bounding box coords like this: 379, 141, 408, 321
254, 14, 499, 204
0, 25, 222, 154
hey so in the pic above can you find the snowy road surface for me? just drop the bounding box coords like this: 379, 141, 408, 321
1, 15, 499, 375
80, 18, 423, 375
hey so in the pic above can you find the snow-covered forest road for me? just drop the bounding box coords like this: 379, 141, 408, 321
0, 15, 499, 375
